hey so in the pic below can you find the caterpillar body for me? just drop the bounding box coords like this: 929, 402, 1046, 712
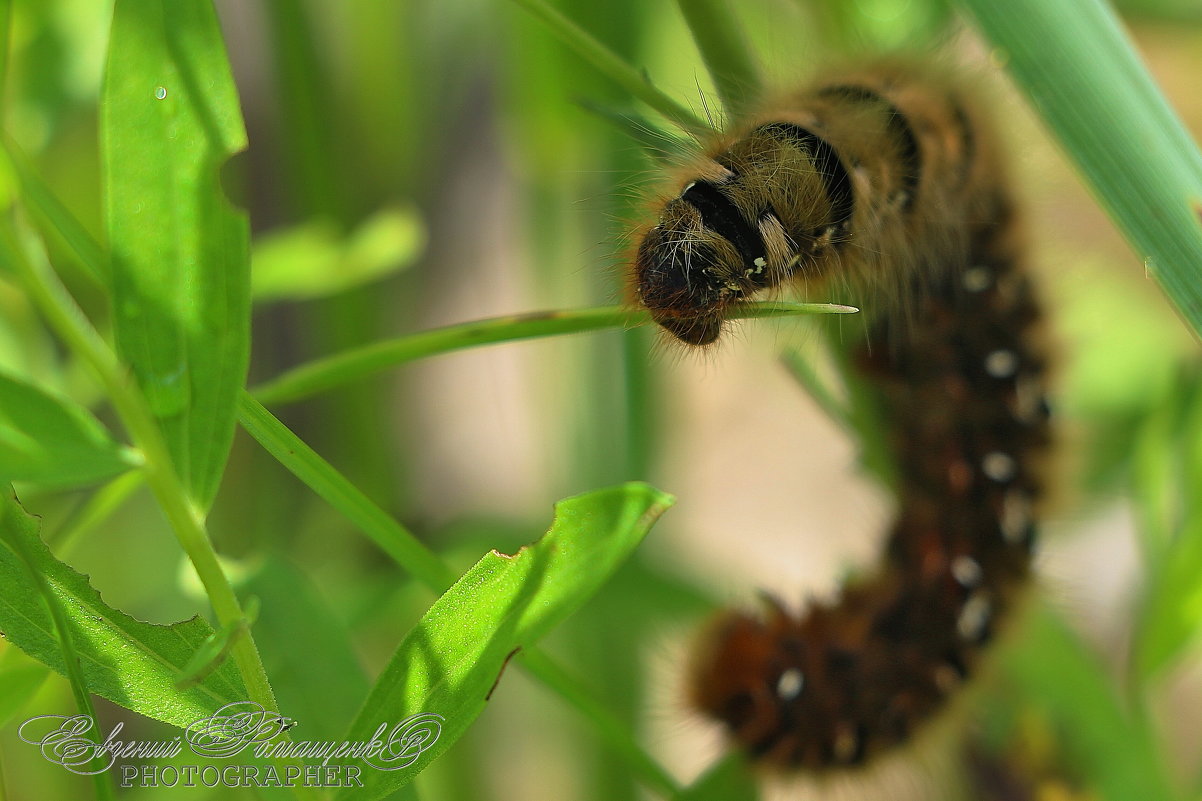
632, 64, 1051, 769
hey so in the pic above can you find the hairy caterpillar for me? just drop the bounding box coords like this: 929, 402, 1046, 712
632, 63, 1051, 768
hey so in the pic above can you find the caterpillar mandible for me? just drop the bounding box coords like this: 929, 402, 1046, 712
632, 63, 1052, 768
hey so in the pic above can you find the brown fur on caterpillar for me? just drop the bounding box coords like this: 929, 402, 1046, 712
631, 64, 1052, 768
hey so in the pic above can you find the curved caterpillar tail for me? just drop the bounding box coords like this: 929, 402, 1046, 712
631, 64, 1052, 769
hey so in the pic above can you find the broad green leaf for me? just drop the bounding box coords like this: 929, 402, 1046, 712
102, 0, 251, 511
0, 491, 246, 728
251, 206, 425, 302
334, 483, 673, 800
0, 370, 136, 487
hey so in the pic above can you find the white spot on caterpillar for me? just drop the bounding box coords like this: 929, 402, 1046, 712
753, 256, 767, 268
982, 451, 1017, 482
957, 593, 992, 641
776, 668, 804, 701
1001, 490, 1032, 545
984, 349, 1018, 378
951, 556, 982, 588
963, 266, 992, 292
682, 181, 696, 194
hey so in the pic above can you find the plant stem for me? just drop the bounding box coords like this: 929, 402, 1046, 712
1, 225, 281, 721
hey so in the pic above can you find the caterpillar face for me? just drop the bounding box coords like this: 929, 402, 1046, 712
634, 122, 853, 344
632, 64, 1051, 770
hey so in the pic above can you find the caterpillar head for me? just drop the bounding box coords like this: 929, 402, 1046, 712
633, 182, 779, 346
633, 215, 745, 346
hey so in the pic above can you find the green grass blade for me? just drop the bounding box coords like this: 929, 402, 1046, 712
0, 369, 138, 487
0, 490, 246, 728
0, 134, 107, 288
506, 0, 712, 137
674, 0, 762, 116
332, 484, 673, 799
960, 0, 1202, 338
236, 392, 459, 593
102, 0, 251, 510
252, 302, 856, 407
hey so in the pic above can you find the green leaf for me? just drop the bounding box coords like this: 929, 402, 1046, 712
679, 752, 759, 801
1133, 366, 1202, 678
0, 370, 137, 487
334, 483, 673, 800
997, 603, 1178, 801
0, 648, 50, 729
241, 559, 371, 735
0, 491, 246, 728
102, 0, 251, 511
252, 206, 426, 302
1135, 515, 1202, 680
961, 0, 1202, 339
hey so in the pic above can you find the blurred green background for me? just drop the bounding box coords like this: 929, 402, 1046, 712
2, 0, 1202, 799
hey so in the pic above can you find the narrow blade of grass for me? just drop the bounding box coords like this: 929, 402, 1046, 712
961, 0, 1202, 338
252, 302, 856, 407
674, 0, 762, 116
236, 392, 458, 593
506, 0, 712, 137
0, 134, 107, 288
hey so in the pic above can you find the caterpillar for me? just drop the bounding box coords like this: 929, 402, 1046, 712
631, 63, 1052, 768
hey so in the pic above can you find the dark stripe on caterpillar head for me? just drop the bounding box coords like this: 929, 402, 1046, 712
679, 180, 768, 277
630, 64, 1051, 771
